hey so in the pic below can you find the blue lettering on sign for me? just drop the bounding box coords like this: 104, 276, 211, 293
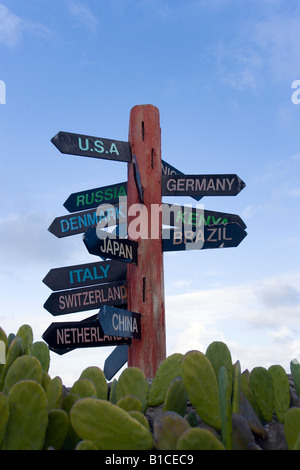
60, 205, 124, 234
69, 264, 110, 285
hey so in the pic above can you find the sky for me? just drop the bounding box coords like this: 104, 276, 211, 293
1, 0, 300, 386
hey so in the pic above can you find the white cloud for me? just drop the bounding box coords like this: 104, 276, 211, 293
0, 4, 51, 47
65, 0, 98, 31
165, 271, 300, 371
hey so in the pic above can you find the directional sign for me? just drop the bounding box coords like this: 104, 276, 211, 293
42, 317, 131, 351
63, 160, 201, 214
51, 131, 132, 162
63, 182, 127, 213
43, 260, 127, 291
161, 160, 202, 202
162, 203, 247, 230
162, 174, 246, 197
162, 223, 247, 252
48, 201, 126, 238
83, 227, 138, 264
43, 280, 127, 316
103, 345, 128, 381
99, 305, 142, 339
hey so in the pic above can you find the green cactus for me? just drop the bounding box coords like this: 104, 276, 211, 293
148, 353, 183, 407
70, 397, 153, 450
16, 324, 33, 355
115, 367, 149, 412
71, 378, 97, 399
163, 376, 188, 416
2, 355, 42, 395
153, 411, 190, 450
268, 364, 290, 423
4, 379, 48, 450
128, 410, 150, 430
0, 392, 9, 448
46, 376, 63, 410
109, 378, 118, 404
219, 366, 232, 450
290, 359, 300, 398
232, 360, 241, 414
206, 341, 233, 396
250, 367, 274, 422
176, 427, 225, 450
44, 409, 69, 450
284, 407, 300, 450
116, 395, 143, 412
79, 366, 107, 400
30, 341, 50, 372
182, 350, 221, 430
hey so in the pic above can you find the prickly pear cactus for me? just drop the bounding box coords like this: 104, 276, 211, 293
79, 366, 107, 400
206, 341, 233, 395
44, 409, 69, 450
250, 367, 274, 422
115, 367, 148, 412
46, 376, 63, 410
148, 353, 183, 407
232, 360, 241, 414
4, 379, 48, 450
268, 364, 290, 423
75, 440, 99, 450
218, 366, 232, 450
0, 336, 23, 391
70, 397, 153, 450
290, 359, 300, 398
163, 376, 188, 416
71, 378, 97, 398
284, 407, 300, 450
0, 392, 9, 448
116, 395, 143, 412
30, 341, 50, 372
153, 411, 190, 450
182, 350, 221, 430
176, 427, 225, 450
2, 355, 42, 395
16, 324, 33, 355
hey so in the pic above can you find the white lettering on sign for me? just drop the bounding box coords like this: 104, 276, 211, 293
100, 237, 133, 260
166, 177, 235, 193
56, 326, 123, 345
173, 226, 232, 245
58, 285, 127, 310
112, 313, 139, 333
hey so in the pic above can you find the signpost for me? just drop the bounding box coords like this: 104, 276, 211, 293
98, 305, 142, 339
83, 227, 138, 264
162, 223, 247, 252
162, 174, 245, 197
51, 131, 132, 162
42, 317, 130, 351
43, 260, 127, 291
43, 281, 127, 316
44, 103, 247, 380
162, 203, 247, 230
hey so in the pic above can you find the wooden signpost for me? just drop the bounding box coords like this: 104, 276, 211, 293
43, 104, 247, 380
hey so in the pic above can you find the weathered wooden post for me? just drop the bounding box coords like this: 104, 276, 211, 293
127, 104, 166, 378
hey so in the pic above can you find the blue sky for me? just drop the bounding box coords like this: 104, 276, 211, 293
1, 0, 300, 384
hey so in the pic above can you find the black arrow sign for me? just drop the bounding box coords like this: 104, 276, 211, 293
162, 203, 247, 230
51, 131, 132, 162
98, 305, 142, 339
64, 182, 127, 213
83, 227, 138, 264
103, 344, 128, 381
162, 223, 247, 252
43, 260, 127, 291
48, 201, 126, 238
42, 317, 131, 351
43, 280, 127, 316
162, 174, 246, 197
